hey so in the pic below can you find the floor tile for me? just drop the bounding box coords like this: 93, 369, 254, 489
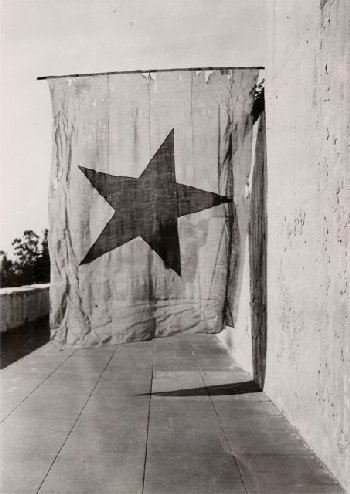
0, 334, 345, 494
112, 353, 153, 367
83, 395, 150, 413
226, 429, 312, 455
0, 368, 71, 420
101, 368, 153, 381
155, 338, 192, 348
1, 369, 52, 386
245, 482, 346, 493
201, 370, 252, 384
211, 390, 269, 402
74, 346, 117, 357
62, 423, 147, 453
4, 398, 81, 430
0, 448, 55, 493
121, 340, 154, 351
0, 347, 74, 380
197, 360, 239, 371
151, 372, 205, 395
77, 399, 150, 430
0, 390, 37, 422
203, 378, 264, 401
186, 334, 221, 347
154, 347, 193, 358
39, 452, 144, 493
100, 369, 152, 382
237, 454, 342, 487
214, 400, 282, 429
76, 411, 149, 431
12, 391, 87, 420
152, 370, 200, 379
53, 369, 105, 382
0, 421, 68, 452
94, 382, 151, 397
144, 453, 246, 493
153, 356, 198, 372
144, 481, 246, 494
34, 381, 94, 399
192, 347, 232, 358
221, 413, 295, 433
150, 393, 211, 402
149, 398, 220, 431
147, 428, 231, 456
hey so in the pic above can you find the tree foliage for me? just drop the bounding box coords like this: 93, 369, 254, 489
0, 229, 50, 288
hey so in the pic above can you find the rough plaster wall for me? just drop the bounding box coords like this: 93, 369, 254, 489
265, 0, 349, 489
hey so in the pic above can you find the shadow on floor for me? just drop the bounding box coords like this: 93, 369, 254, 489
0, 316, 50, 369
142, 380, 262, 397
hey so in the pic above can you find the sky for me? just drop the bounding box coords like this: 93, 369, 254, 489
0, 0, 267, 255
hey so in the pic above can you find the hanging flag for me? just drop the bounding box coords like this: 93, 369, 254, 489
47, 69, 258, 346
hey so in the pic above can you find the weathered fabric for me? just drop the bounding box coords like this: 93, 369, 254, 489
48, 69, 258, 347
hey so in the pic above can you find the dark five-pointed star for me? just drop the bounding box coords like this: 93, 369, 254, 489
79, 129, 231, 275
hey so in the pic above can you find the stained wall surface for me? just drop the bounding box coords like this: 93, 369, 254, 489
264, 0, 349, 490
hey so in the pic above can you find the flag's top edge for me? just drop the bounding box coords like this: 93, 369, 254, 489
37, 66, 265, 81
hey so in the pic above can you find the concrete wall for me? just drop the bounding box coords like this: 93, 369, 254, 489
264, 0, 349, 490
218, 0, 349, 489
0, 284, 50, 332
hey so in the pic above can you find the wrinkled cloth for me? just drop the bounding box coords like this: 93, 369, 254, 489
48, 69, 258, 347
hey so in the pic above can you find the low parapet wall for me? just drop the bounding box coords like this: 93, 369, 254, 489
0, 284, 50, 332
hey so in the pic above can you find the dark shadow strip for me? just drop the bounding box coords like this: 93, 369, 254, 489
139, 380, 261, 398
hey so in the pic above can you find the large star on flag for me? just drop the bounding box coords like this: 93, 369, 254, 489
79, 129, 231, 276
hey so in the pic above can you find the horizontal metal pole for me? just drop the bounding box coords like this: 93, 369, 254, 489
37, 66, 265, 81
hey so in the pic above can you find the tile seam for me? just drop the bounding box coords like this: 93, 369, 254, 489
36, 345, 119, 493
141, 339, 155, 494
0, 349, 77, 424
186, 335, 250, 494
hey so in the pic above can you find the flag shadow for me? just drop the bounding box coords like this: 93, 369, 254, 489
140, 380, 261, 397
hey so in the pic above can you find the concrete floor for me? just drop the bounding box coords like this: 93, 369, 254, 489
0, 333, 345, 494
